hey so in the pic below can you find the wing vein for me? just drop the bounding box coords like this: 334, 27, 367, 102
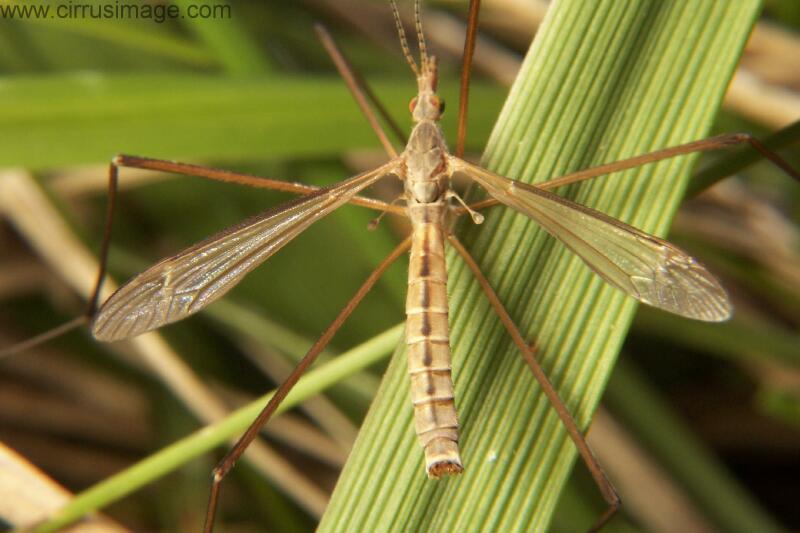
452, 156, 731, 321
92, 160, 399, 341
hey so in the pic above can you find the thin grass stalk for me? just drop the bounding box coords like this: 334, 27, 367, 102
32, 324, 403, 532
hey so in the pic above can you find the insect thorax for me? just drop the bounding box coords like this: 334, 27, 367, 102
403, 120, 449, 204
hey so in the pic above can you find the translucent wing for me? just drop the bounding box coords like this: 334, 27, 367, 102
92, 160, 398, 341
451, 157, 731, 321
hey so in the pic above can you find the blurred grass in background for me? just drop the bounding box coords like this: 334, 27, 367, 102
0, 0, 798, 531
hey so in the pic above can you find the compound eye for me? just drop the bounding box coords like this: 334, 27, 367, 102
409, 97, 418, 114
430, 95, 445, 116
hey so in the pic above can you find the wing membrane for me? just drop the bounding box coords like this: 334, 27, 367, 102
452, 157, 731, 321
93, 161, 398, 341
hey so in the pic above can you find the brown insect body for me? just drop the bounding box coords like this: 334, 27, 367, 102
401, 56, 463, 476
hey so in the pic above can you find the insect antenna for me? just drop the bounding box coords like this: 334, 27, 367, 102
390, 0, 419, 76
413, 0, 429, 69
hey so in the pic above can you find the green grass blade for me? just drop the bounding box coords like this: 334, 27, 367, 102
0, 75, 503, 169
320, 1, 761, 531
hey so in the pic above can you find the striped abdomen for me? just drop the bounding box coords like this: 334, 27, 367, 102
405, 202, 463, 477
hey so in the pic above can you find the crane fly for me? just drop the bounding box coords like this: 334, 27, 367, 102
90, 0, 733, 483
4, 0, 799, 531
88, 1, 735, 529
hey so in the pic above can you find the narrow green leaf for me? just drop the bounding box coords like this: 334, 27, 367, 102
321, 1, 760, 531
0, 75, 503, 169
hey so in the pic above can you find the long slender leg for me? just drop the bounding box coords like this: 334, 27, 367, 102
0, 316, 87, 358
455, 0, 481, 158
462, 132, 800, 213
86, 160, 119, 318
113, 154, 403, 214
315, 24, 405, 156
448, 235, 619, 532
203, 236, 412, 533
